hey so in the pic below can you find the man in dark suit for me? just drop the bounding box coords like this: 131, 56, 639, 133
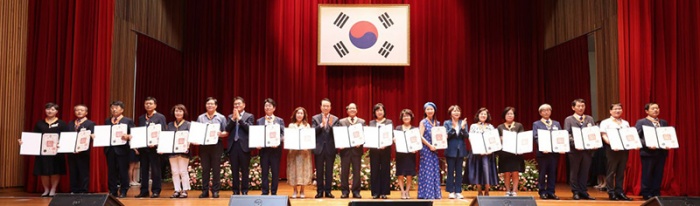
563, 99, 596, 200
337, 103, 365, 199
104, 101, 135, 198
66, 104, 95, 194
311, 98, 339, 198
256, 98, 285, 195
636, 103, 669, 200
225, 96, 255, 195
135, 97, 167, 198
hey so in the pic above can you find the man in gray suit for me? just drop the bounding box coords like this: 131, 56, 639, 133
225, 96, 255, 195
337, 103, 365, 199
311, 98, 339, 198
564, 98, 596, 200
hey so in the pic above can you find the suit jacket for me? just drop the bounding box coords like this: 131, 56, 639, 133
636, 118, 669, 157
67, 119, 96, 154
444, 119, 469, 158
337, 117, 366, 157
225, 111, 255, 153
564, 114, 596, 154
104, 117, 135, 156
533, 119, 562, 158
256, 116, 285, 154
311, 113, 340, 155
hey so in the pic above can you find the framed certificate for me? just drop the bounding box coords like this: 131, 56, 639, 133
93, 124, 128, 147
537, 129, 570, 153
469, 129, 502, 155
430, 126, 447, 150
572, 126, 603, 150
249, 124, 282, 148
363, 124, 393, 149
606, 127, 642, 150
189, 122, 220, 145
20, 132, 59, 156
502, 130, 533, 155
284, 128, 316, 150
642, 125, 679, 149
57, 130, 91, 153
394, 128, 421, 153
333, 124, 365, 149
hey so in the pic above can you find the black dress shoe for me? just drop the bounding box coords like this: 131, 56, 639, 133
549, 194, 560, 200
539, 194, 549, 199
315, 193, 324, 198
341, 193, 349, 198
135, 193, 149, 198
573, 193, 581, 200
352, 192, 362, 199
325, 192, 335, 198
608, 193, 618, 200
581, 194, 596, 200
617, 193, 632, 201
199, 192, 209, 198
212, 192, 220, 198
150, 193, 160, 198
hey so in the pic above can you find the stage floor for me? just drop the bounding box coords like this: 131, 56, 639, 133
0, 182, 646, 206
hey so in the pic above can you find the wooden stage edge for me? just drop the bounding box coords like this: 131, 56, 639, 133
0, 183, 647, 206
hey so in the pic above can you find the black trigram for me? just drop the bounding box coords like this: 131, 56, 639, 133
333, 12, 350, 28
378, 12, 394, 28
378, 41, 394, 58
334, 41, 350, 58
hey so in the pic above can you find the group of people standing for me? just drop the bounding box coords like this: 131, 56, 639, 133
22, 97, 670, 201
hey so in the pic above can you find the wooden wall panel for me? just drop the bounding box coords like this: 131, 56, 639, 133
111, 0, 183, 117
543, 0, 618, 119
0, 0, 28, 188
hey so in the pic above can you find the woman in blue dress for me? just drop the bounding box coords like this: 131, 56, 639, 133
467, 107, 499, 196
417, 102, 442, 199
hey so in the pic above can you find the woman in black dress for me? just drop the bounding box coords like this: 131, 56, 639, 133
20, 103, 69, 197
496, 107, 525, 196
395, 109, 417, 199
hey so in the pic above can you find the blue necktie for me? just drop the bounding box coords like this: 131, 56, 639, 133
235, 123, 240, 141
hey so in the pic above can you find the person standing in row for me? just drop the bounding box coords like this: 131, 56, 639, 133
226, 96, 255, 195
166, 104, 192, 198
395, 109, 417, 199
66, 104, 95, 194
417, 102, 441, 199
286, 107, 313, 199
257, 98, 284, 195
636, 103, 669, 200
496, 107, 525, 196
368, 103, 392, 199
443, 105, 468, 199
104, 101, 134, 198
135, 97, 167, 198
533, 104, 562, 200
467, 108, 498, 196
312, 98, 339, 198
600, 103, 633, 201
196, 97, 228, 198
338, 103, 365, 199
564, 99, 596, 200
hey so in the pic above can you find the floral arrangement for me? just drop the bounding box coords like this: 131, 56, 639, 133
187, 152, 538, 191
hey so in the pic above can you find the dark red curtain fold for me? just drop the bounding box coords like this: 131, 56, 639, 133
180, 0, 545, 179
24, 0, 114, 192
618, 0, 700, 196
542, 35, 592, 183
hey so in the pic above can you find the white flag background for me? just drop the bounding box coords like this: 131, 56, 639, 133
318, 5, 410, 66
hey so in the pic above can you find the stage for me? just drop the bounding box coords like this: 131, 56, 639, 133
0, 182, 647, 206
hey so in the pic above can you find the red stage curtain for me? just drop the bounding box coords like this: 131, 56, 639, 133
618, 0, 700, 196
542, 35, 592, 183
24, 0, 114, 193
180, 0, 545, 179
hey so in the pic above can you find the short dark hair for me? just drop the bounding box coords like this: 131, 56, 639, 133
234, 96, 245, 104
110, 101, 125, 109
399, 109, 414, 121
45, 102, 59, 110
447, 105, 461, 116
205, 97, 217, 105
474, 107, 491, 123
145, 96, 157, 104
171, 104, 188, 118
263, 98, 276, 107
74, 104, 88, 111
346, 103, 357, 110
502, 106, 516, 119
644, 102, 658, 111
321, 98, 331, 105
372, 103, 385, 119
572, 98, 586, 106
609, 103, 623, 110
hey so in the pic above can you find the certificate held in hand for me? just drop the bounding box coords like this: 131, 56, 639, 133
469, 129, 502, 155
363, 124, 393, 149
57, 129, 91, 153
394, 128, 422, 153
642, 125, 679, 149
129, 123, 161, 149
431, 126, 448, 150
501, 130, 533, 155
572, 126, 603, 150
333, 124, 365, 149
93, 124, 128, 147
606, 127, 642, 150
157, 131, 190, 154
538, 129, 570, 153
188, 122, 220, 145
20, 132, 59, 156
284, 128, 316, 150
249, 124, 282, 148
